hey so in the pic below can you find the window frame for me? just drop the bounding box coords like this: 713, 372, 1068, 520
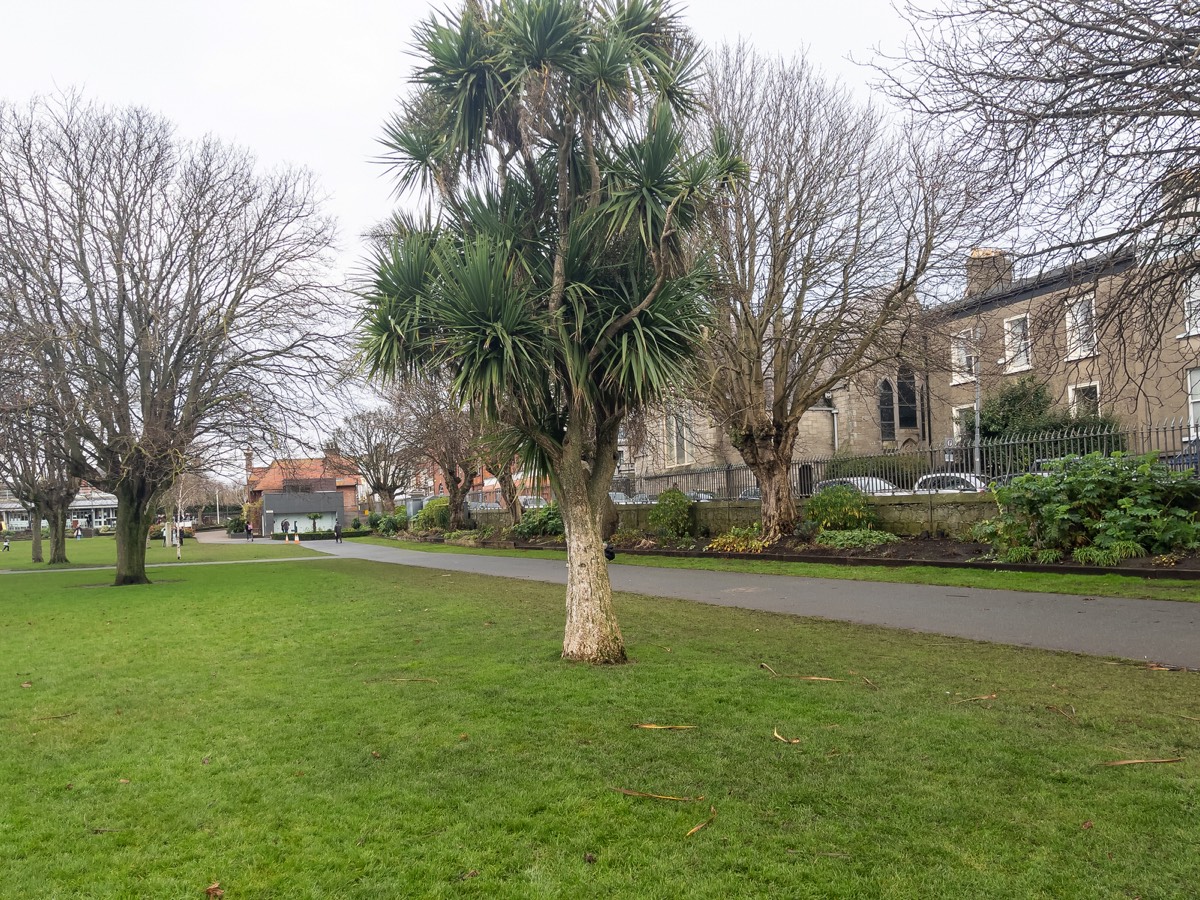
1003, 312, 1032, 372
951, 404, 976, 442
664, 409, 693, 466
1188, 368, 1200, 438
1068, 381, 1100, 418
1179, 277, 1200, 338
950, 328, 978, 385
1065, 292, 1098, 361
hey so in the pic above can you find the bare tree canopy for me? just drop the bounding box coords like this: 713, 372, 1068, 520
881, 2, 1200, 311
0, 95, 340, 584
699, 46, 971, 538
331, 405, 417, 514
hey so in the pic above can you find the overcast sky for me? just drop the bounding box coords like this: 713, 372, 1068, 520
2, 0, 906, 277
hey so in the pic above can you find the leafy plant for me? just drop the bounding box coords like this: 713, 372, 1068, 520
367, 511, 383, 532
351, 518, 362, 530
512, 502, 564, 538
980, 452, 1200, 565
706, 523, 769, 554
648, 488, 693, 539
814, 529, 900, 549
412, 499, 451, 532
803, 485, 877, 531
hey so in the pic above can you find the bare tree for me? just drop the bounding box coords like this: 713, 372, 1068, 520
478, 422, 524, 526
880, 0, 1200, 363
393, 376, 480, 531
330, 406, 417, 513
0, 390, 78, 565
0, 96, 339, 585
697, 47, 970, 538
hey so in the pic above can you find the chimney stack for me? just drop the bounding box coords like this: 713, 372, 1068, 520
965, 248, 1013, 297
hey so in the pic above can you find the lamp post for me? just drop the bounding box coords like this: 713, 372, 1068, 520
973, 373, 982, 476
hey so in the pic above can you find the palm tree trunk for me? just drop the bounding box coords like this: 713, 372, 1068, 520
557, 418, 626, 664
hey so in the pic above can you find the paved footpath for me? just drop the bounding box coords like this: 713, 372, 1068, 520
262, 536, 1200, 668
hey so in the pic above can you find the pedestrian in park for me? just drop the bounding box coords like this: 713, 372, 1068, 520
333, 520, 342, 543
2, 535, 9, 552
74, 525, 82, 541
245, 521, 253, 542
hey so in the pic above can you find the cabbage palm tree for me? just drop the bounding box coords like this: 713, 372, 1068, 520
362, 0, 742, 663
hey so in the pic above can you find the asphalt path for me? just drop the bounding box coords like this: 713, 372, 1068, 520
279, 536, 1200, 668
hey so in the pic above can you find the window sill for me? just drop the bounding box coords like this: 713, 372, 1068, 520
949, 376, 978, 387
1004, 363, 1032, 375
1065, 352, 1098, 362
1176, 331, 1200, 340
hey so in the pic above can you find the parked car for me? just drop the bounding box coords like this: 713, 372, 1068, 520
738, 487, 761, 500
608, 491, 631, 505
812, 477, 900, 495
685, 490, 716, 502
467, 500, 502, 511
517, 495, 550, 508
1166, 438, 1200, 474
627, 492, 655, 504
911, 473, 990, 494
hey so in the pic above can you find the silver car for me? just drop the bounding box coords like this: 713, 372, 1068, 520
911, 473, 990, 494
812, 477, 900, 495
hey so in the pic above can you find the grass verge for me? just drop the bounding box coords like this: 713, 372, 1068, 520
2, 559, 1196, 898
0, 536, 318, 571
361, 536, 1200, 604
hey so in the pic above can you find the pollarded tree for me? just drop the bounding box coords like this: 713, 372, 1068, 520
390, 374, 480, 531
361, 0, 742, 663
331, 406, 418, 514
0, 96, 338, 585
697, 47, 971, 538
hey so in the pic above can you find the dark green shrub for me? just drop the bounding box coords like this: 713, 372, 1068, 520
803, 485, 876, 531
367, 511, 383, 531
648, 488, 692, 538
351, 518, 362, 530
982, 452, 1200, 564
225, 516, 246, 536
413, 498, 451, 531
513, 502, 564, 538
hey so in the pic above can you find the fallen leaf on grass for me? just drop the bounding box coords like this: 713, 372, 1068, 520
1047, 705, 1078, 723
631, 723, 696, 730
610, 787, 703, 802
205, 883, 225, 898
773, 727, 801, 744
455, 869, 479, 881
1081, 820, 1094, 829
1098, 757, 1184, 766
118, 778, 130, 784
583, 852, 596, 864
371, 750, 382, 759
759, 663, 842, 681
861, 677, 879, 690
202, 757, 210, 765
951, 693, 997, 704
686, 806, 717, 838
20, 681, 32, 688
459, 733, 469, 742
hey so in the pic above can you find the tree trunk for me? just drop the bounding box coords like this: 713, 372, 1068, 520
379, 491, 396, 514
557, 420, 626, 664
497, 467, 522, 525
445, 468, 474, 531
29, 502, 43, 564
46, 499, 70, 565
113, 480, 153, 586
736, 431, 799, 541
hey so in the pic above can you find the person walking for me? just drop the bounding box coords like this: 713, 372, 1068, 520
245, 520, 253, 542
74, 525, 82, 541
2, 535, 9, 552
333, 520, 342, 544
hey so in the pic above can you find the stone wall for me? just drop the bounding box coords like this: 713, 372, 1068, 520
474, 493, 997, 538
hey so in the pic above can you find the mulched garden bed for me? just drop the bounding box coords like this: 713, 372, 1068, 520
505, 534, 1200, 580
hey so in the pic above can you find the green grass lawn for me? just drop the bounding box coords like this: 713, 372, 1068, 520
366, 536, 1200, 604
0, 535, 318, 571
2, 559, 1197, 898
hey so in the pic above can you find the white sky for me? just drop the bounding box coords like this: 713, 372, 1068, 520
1, 0, 905, 276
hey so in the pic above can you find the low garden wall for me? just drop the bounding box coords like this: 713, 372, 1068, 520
474, 493, 998, 538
